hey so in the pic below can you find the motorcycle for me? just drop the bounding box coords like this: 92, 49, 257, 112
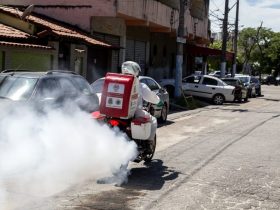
92, 104, 156, 163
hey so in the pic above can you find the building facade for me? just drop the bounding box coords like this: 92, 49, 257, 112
0, 0, 211, 81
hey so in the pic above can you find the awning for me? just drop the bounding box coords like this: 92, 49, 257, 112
186, 44, 234, 61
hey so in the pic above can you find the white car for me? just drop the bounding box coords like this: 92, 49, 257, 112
208, 70, 221, 78
182, 75, 235, 105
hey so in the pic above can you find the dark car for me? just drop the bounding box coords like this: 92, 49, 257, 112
235, 74, 256, 98
251, 77, 262, 96
221, 78, 248, 102
262, 75, 280, 86
91, 76, 169, 123
0, 70, 99, 112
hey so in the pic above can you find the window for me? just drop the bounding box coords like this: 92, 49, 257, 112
91, 79, 105, 94
57, 78, 77, 95
183, 76, 201, 84
145, 79, 160, 91
0, 76, 37, 100
35, 78, 61, 99
202, 77, 218, 86
236, 76, 249, 83
71, 76, 92, 95
223, 79, 237, 86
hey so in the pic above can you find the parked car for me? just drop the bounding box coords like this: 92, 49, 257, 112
251, 77, 262, 96
221, 78, 248, 102
262, 75, 280, 86
91, 76, 170, 123
0, 70, 99, 112
181, 75, 235, 105
234, 74, 256, 98
208, 70, 221, 78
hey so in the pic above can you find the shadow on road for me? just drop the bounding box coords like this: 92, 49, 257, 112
158, 120, 174, 128
60, 160, 180, 210
124, 159, 180, 191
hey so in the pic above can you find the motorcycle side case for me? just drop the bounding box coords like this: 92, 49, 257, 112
131, 117, 151, 140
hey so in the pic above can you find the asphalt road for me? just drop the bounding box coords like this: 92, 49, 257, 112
8, 85, 280, 209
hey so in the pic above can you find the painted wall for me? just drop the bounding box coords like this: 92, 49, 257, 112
11, 51, 52, 71
0, 0, 116, 32
0, 0, 209, 40
149, 33, 177, 80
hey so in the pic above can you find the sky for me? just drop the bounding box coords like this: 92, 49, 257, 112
209, 0, 280, 33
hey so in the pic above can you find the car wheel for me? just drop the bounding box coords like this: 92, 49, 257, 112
213, 94, 224, 105
158, 103, 168, 123
238, 97, 242, 103
252, 89, 256, 98
237, 93, 242, 103
256, 89, 261, 96
248, 89, 252, 98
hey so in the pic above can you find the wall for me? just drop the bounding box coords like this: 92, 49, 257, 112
149, 33, 176, 80
117, 0, 179, 30
158, 0, 179, 9
0, 0, 116, 32
185, 8, 209, 40
11, 51, 52, 71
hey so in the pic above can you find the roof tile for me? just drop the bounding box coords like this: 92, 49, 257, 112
0, 6, 113, 48
0, 41, 54, 50
0, 23, 31, 39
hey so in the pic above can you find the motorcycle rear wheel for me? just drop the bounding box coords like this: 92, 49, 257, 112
144, 135, 157, 163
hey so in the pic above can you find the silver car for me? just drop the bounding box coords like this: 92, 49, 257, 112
91, 76, 169, 123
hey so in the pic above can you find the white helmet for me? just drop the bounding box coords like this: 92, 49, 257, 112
121, 61, 141, 77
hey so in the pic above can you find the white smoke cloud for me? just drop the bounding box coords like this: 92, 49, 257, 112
0, 101, 137, 209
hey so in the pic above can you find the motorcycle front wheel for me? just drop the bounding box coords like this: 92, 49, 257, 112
144, 135, 157, 163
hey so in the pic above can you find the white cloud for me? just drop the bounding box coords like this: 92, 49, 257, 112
210, 0, 280, 32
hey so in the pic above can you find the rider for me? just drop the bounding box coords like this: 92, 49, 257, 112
121, 61, 160, 140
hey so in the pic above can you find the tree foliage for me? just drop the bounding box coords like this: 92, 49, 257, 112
238, 27, 280, 75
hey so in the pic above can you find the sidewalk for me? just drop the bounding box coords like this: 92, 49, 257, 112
167, 98, 211, 121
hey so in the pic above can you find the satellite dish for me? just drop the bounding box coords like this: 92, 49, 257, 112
21, 4, 34, 20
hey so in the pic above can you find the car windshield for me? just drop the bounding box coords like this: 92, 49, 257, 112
236, 76, 249, 83
222, 79, 237, 86
0, 76, 38, 101
91, 79, 105, 93
251, 78, 259, 83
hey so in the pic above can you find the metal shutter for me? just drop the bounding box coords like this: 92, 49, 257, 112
126, 39, 135, 61
91, 33, 120, 68
104, 35, 120, 68
135, 41, 146, 71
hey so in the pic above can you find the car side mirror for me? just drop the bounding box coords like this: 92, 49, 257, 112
160, 87, 166, 93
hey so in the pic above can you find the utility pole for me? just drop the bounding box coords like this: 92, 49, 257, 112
174, 0, 186, 98
232, 0, 239, 77
220, 0, 229, 78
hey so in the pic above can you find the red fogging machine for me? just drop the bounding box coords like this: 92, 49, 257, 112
99, 73, 138, 119
92, 72, 155, 162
